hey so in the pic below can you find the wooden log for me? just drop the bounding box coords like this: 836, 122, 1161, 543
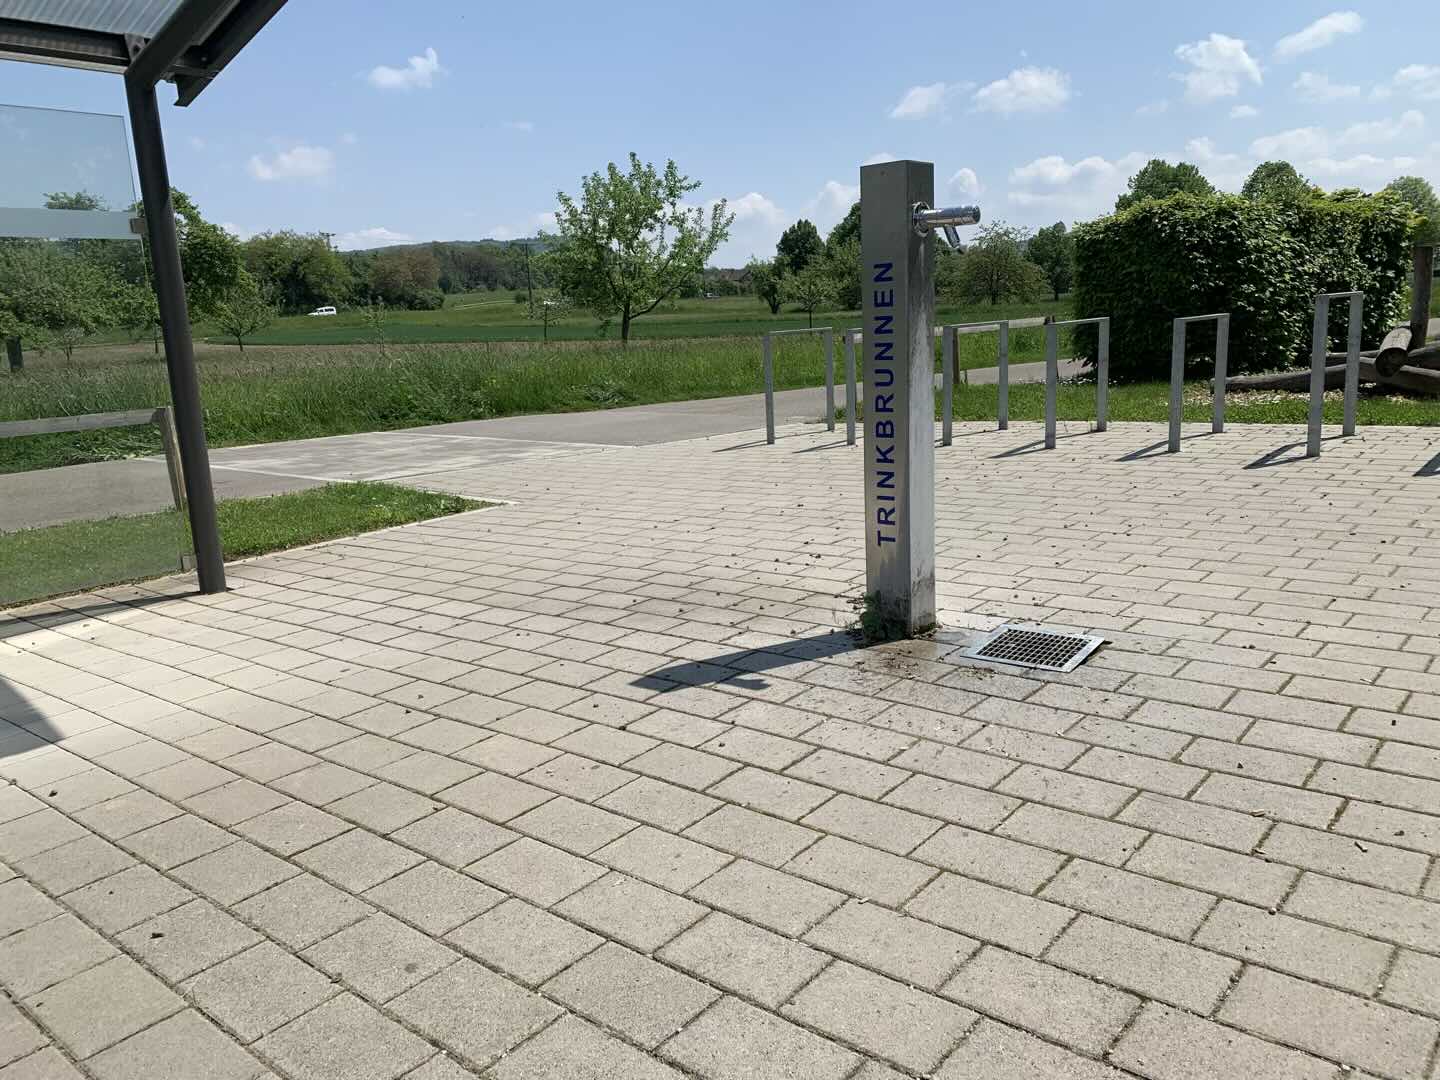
1411, 245, 1435, 349
1227, 366, 1349, 392
1376, 327, 1414, 377
1374, 364, 1440, 396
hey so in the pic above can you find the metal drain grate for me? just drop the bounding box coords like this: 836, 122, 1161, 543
960, 624, 1104, 673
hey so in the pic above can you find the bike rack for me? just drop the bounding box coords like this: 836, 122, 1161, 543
1044, 317, 1109, 450
763, 326, 835, 444
1308, 291, 1363, 458
842, 328, 861, 445
940, 320, 1010, 446
1168, 313, 1230, 453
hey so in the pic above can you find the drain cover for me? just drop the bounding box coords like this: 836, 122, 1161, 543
959, 623, 1104, 673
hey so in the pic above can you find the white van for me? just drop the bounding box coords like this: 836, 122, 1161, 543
307, 305, 337, 317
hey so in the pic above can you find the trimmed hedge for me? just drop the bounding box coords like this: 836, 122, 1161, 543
1072, 192, 1413, 380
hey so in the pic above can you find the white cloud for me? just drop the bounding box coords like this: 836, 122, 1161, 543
1136, 100, 1169, 117
1250, 126, 1329, 159
1173, 34, 1262, 104
949, 167, 981, 198
1393, 65, 1440, 101
1185, 137, 1247, 189
725, 192, 784, 227
485, 211, 558, 243
504, 120, 535, 132
1293, 71, 1360, 103
1274, 12, 1364, 61
219, 222, 251, 241
1248, 110, 1425, 164
890, 82, 949, 119
335, 227, 413, 250
862, 152, 897, 166
247, 144, 335, 182
1007, 151, 1148, 216
1339, 109, 1424, 146
972, 67, 1071, 114
1230, 104, 1260, 119
367, 47, 443, 91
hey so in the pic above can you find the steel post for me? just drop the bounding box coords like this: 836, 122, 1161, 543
1213, 315, 1229, 433
1044, 323, 1058, 450
1343, 294, 1362, 437
941, 325, 954, 447
1096, 318, 1110, 432
997, 321, 1009, 430
126, 77, 225, 593
844, 330, 857, 446
824, 327, 835, 433
860, 160, 936, 637
1307, 295, 1329, 458
763, 333, 775, 444
1169, 319, 1185, 453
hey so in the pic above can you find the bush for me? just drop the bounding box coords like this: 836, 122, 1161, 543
409, 288, 446, 311
513, 291, 528, 304
1073, 192, 1413, 380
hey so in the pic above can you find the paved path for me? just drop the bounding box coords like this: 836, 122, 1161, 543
0, 356, 1085, 531
3, 418, 1440, 1078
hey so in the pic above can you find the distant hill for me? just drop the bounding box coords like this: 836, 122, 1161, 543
346, 237, 549, 256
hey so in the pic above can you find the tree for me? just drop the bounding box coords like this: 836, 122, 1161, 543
243, 231, 350, 313
0, 244, 116, 358
1242, 161, 1314, 204
822, 235, 861, 310
746, 257, 784, 315
1115, 160, 1217, 212
1026, 222, 1075, 301
947, 222, 1047, 306
827, 202, 861, 251
548, 153, 732, 344
776, 219, 823, 276
369, 246, 442, 309
1384, 176, 1440, 244
210, 271, 276, 351
133, 189, 243, 317
781, 264, 833, 328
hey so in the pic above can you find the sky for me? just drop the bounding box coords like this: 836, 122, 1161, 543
0, 1, 1436, 266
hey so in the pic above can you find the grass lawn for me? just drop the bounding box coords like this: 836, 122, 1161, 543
0, 482, 485, 608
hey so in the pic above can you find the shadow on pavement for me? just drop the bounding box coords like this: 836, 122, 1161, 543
1243, 435, 1346, 470
1117, 432, 1216, 462
1415, 451, 1440, 477
631, 629, 863, 693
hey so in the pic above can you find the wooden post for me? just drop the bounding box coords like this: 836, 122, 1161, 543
1412, 245, 1435, 349
5, 337, 20, 372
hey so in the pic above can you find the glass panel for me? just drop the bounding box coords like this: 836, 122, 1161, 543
0, 103, 137, 239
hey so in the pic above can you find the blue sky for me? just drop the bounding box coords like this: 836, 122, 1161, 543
0, 1, 1435, 265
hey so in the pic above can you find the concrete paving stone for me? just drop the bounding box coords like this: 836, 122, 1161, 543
60, 864, 191, 934
387, 959, 559, 1070
1179, 738, 1316, 786
554, 870, 707, 952
391, 808, 515, 869
1109, 1003, 1337, 1080
1123, 834, 1298, 909
784, 835, 934, 907
182, 940, 340, 1043
176, 725, 267, 762
698, 725, 811, 770
111, 812, 228, 870
1195, 898, 1391, 994
486, 707, 585, 745
963, 725, 1087, 771
183, 778, 291, 827
800, 793, 940, 856
785, 750, 907, 801
141, 757, 236, 801
802, 718, 915, 763
905, 873, 1074, 957
658, 910, 829, 1008
941, 945, 1138, 1056
295, 828, 424, 892
320, 733, 417, 772
1040, 860, 1216, 938
863, 702, 984, 747
439, 773, 553, 823
396, 718, 489, 756
0, 787, 45, 826
1191, 772, 1341, 831
446, 897, 600, 986
303, 911, 458, 1002
21, 955, 182, 1059
659, 994, 860, 1080
626, 743, 741, 791
0, 914, 116, 997
0, 1047, 87, 1079
881, 773, 1020, 831
890, 740, 1018, 789
36, 769, 135, 813
454, 733, 560, 776
171, 840, 300, 905
117, 898, 260, 982
233, 873, 372, 949
339, 703, 431, 738
1220, 966, 1438, 1079
220, 742, 319, 783
1309, 762, 1440, 817
467, 837, 604, 907
487, 1014, 684, 1080
593, 825, 731, 892
1046, 915, 1239, 1014
234, 801, 351, 856
542, 943, 718, 1050
378, 751, 478, 796
362, 860, 504, 936
398, 1054, 473, 1080
326, 782, 439, 833
1124, 700, 1249, 741
911, 823, 1067, 892
550, 723, 658, 765
705, 767, 833, 821
936, 1018, 1126, 1080
0, 810, 86, 861
0, 879, 60, 937
0, 997, 45, 1069
509, 795, 636, 856
783, 960, 976, 1074
1259, 822, 1429, 893
1381, 950, 1440, 1019
519, 753, 635, 801
997, 803, 1145, 867
1067, 714, 1192, 757
1118, 791, 1268, 853
689, 858, 845, 936
1287, 872, 1440, 950
682, 804, 820, 867
997, 762, 1135, 817
256, 994, 434, 1080
597, 776, 720, 829
272, 761, 376, 805
71, 789, 181, 840
802, 899, 978, 991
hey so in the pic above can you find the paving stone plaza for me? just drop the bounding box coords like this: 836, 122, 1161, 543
4, 417, 1440, 1079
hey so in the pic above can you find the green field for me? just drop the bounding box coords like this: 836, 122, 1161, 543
0, 483, 484, 607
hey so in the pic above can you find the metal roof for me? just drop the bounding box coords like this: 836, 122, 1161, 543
0, 0, 287, 104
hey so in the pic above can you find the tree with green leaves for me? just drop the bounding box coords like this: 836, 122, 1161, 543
1026, 222, 1074, 301
781, 264, 833, 328
828, 202, 861, 250
1115, 160, 1217, 212
1242, 161, 1314, 204
133, 189, 243, 318
547, 153, 732, 344
776, 219, 823, 276
211, 271, 276, 351
1384, 176, 1440, 244
822, 235, 861, 310
369, 246, 442, 309
0, 243, 117, 359
746, 257, 784, 315
948, 222, 1048, 306
243, 230, 350, 313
